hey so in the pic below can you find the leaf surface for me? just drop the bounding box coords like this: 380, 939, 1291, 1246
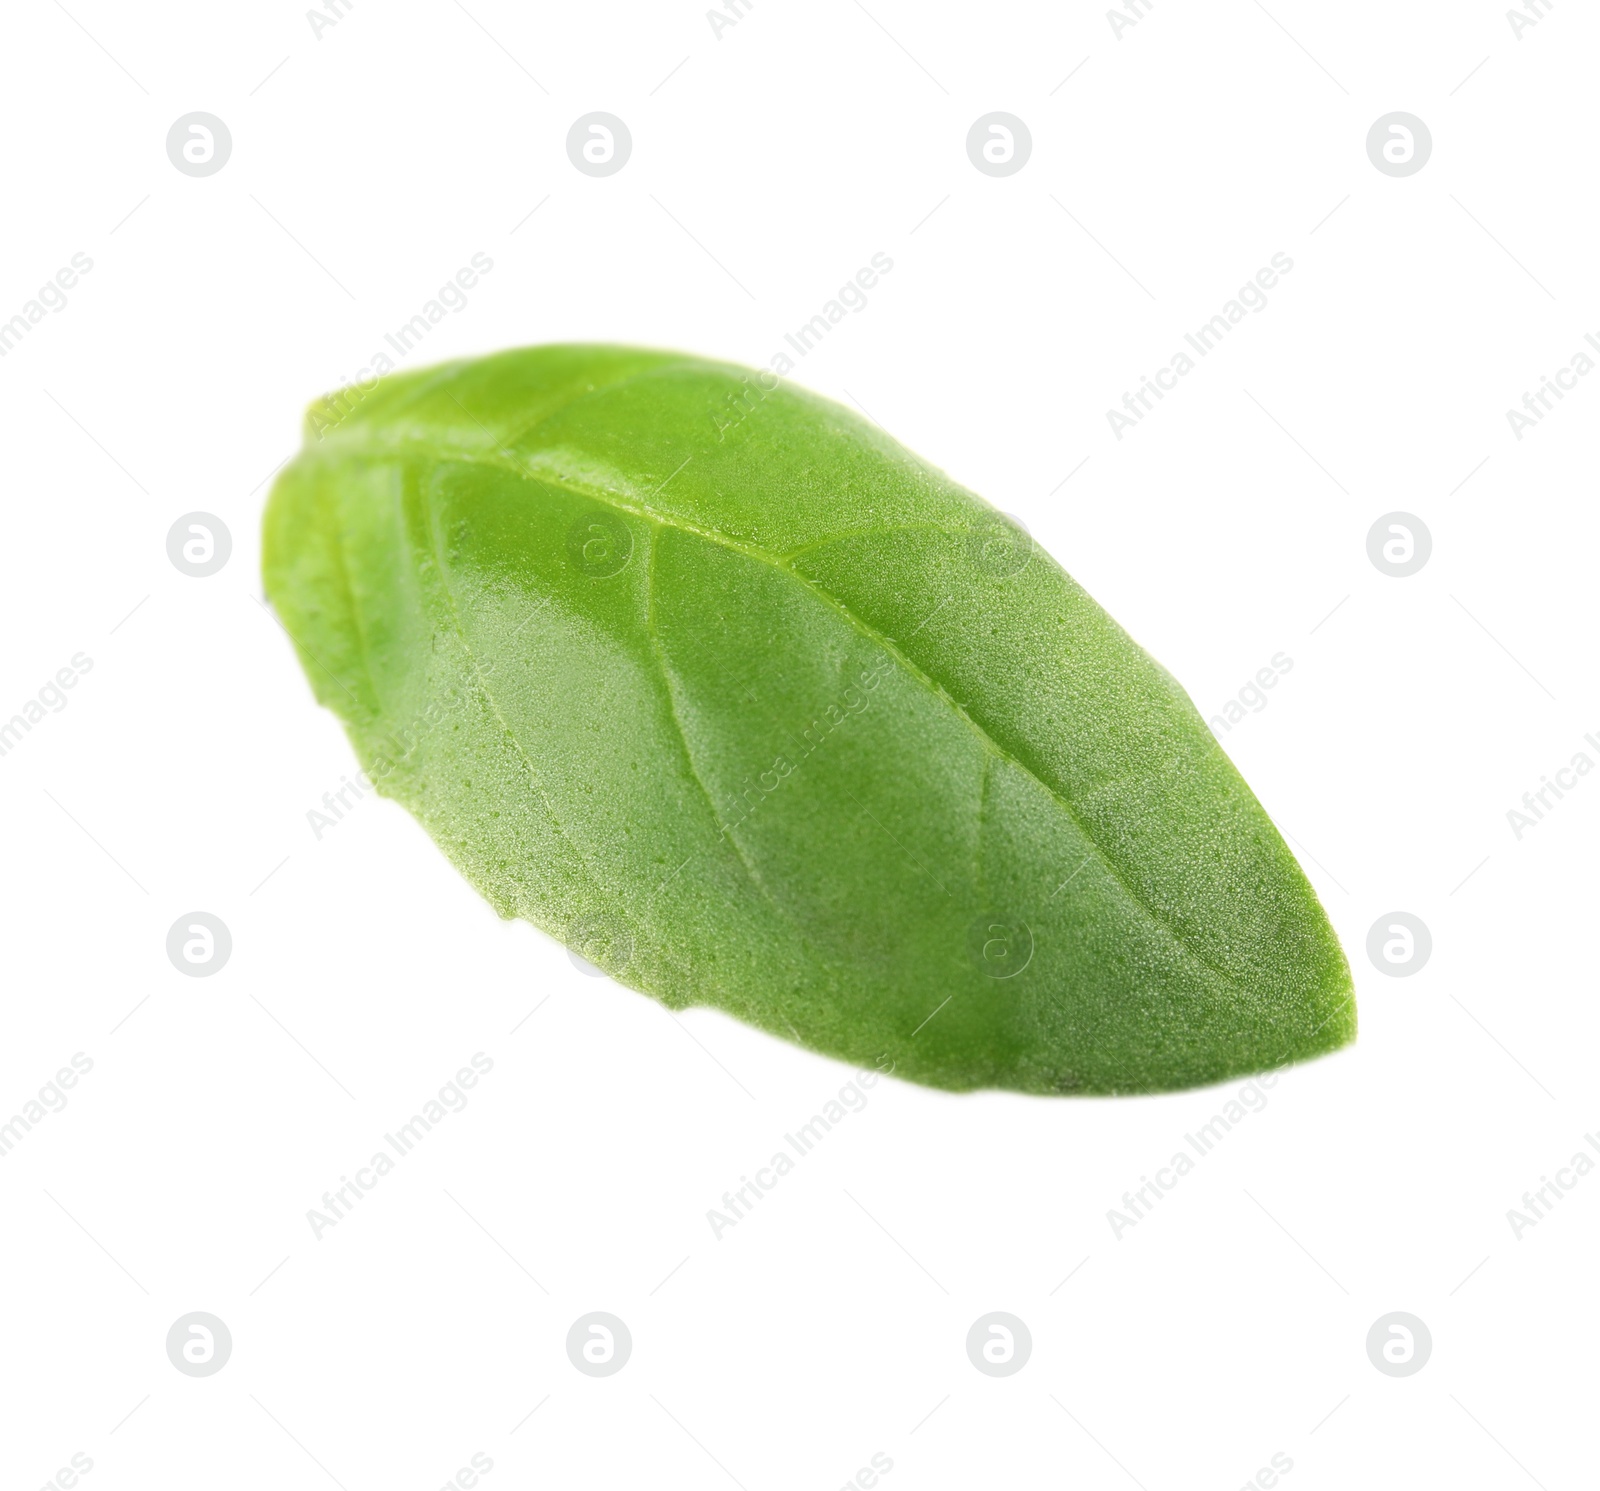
263, 345, 1355, 1094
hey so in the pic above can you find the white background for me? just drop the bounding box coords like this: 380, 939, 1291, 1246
1, 1, 1595, 1487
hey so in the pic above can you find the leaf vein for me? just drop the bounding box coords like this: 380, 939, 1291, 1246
315, 437, 1242, 989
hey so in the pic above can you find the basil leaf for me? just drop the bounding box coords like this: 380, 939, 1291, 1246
263, 346, 1354, 1094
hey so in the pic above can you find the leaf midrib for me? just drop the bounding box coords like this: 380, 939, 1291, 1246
311, 433, 1242, 993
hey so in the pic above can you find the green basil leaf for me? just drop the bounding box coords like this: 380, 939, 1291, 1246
263, 346, 1354, 1094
